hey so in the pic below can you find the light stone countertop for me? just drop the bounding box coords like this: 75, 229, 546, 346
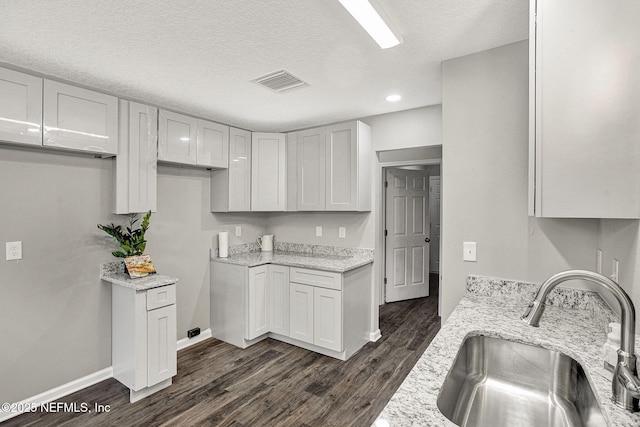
100, 261, 178, 291
210, 242, 374, 273
375, 275, 640, 427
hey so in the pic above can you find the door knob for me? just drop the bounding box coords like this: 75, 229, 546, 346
425, 238, 431, 243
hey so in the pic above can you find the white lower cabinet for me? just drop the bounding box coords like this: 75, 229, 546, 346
246, 265, 270, 340
313, 286, 342, 352
112, 283, 177, 403
289, 282, 314, 344
268, 265, 291, 336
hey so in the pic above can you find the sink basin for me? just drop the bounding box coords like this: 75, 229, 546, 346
437, 335, 607, 427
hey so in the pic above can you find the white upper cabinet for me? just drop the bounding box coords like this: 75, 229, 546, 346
297, 127, 326, 211
0, 67, 42, 146
196, 119, 229, 168
158, 109, 198, 165
43, 80, 118, 155
114, 100, 158, 214
325, 121, 372, 211
529, 0, 640, 218
251, 132, 286, 211
211, 127, 252, 212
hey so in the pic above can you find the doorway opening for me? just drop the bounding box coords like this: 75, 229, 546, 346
376, 147, 442, 318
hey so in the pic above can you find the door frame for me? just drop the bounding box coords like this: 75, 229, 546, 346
376, 159, 442, 314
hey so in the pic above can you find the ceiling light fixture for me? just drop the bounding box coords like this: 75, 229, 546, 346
385, 94, 402, 102
338, 0, 402, 49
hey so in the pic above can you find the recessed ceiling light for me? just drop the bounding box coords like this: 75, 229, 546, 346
385, 94, 402, 102
338, 0, 402, 49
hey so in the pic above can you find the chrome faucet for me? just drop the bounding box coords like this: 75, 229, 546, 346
521, 269, 640, 411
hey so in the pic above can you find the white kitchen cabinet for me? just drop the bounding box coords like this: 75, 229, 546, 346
289, 282, 314, 344
251, 132, 287, 211
268, 265, 290, 336
296, 127, 326, 211
113, 100, 158, 214
112, 283, 177, 403
529, 0, 640, 218
43, 80, 118, 155
246, 265, 269, 340
211, 127, 252, 212
0, 67, 42, 146
158, 109, 198, 165
313, 287, 342, 352
325, 121, 372, 211
286, 131, 298, 212
197, 119, 229, 168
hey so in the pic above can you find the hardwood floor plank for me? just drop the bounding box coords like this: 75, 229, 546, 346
4, 278, 440, 427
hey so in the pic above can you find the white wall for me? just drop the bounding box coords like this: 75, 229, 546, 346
363, 105, 442, 150
441, 41, 602, 321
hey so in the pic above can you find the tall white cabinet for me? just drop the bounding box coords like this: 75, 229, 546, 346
211, 127, 252, 212
529, 0, 640, 218
296, 127, 326, 211
251, 132, 287, 211
114, 100, 158, 214
0, 67, 42, 146
43, 80, 118, 155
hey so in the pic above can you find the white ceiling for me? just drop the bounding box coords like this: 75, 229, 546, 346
0, 0, 528, 132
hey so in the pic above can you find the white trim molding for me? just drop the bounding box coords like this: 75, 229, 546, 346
177, 328, 212, 351
370, 329, 382, 342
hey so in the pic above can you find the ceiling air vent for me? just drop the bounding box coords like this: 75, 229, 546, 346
252, 69, 308, 93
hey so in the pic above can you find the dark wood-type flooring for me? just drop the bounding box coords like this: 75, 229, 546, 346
5, 274, 440, 427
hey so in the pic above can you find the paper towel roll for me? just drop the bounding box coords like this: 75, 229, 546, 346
219, 231, 229, 258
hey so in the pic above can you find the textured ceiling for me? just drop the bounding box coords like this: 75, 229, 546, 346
0, 0, 528, 132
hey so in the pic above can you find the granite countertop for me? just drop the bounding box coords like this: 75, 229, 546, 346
210, 242, 374, 273
375, 275, 640, 427
100, 261, 178, 291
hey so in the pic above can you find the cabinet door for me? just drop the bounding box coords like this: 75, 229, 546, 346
247, 265, 269, 340
228, 127, 252, 211
251, 132, 286, 211
43, 80, 118, 155
158, 109, 197, 165
197, 119, 229, 168
289, 283, 314, 344
297, 127, 326, 211
325, 122, 358, 211
313, 287, 342, 352
114, 100, 158, 214
147, 304, 177, 386
268, 265, 290, 336
0, 67, 42, 146
530, 0, 640, 218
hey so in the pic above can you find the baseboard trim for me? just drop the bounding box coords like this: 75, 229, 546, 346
370, 329, 382, 342
177, 328, 212, 351
0, 367, 113, 423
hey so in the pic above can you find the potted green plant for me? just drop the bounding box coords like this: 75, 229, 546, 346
98, 211, 152, 258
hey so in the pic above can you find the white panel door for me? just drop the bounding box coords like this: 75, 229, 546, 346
251, 132, 286, 211
147, 304, 177, 386
197, 119, 228, 168
325, 122, 357, 211
247, 266, 269, 340
289, 282, 314, 344
228, 127, 252, 211
43, 80, 118, 155
158, 109, 197, 165
297, 127, 326, 211
268, 265, 290, 336
385, 168, 430, 302
313, 287, 342, 352
429, 176, 441, 273
0, 67, 42, 146
114, 100, 158, 214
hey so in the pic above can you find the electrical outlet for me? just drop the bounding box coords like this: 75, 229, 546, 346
6, 241, 22, 261
316, 226, 323, 237
235, 226, 242, 237
187, 327, 201, 338
339, 227, 346, 238
463, 242, 476, 262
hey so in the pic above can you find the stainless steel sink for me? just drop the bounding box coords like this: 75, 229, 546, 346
437, 335, 607, 427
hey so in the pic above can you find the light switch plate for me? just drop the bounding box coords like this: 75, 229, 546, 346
235, 226, 242, 237
611, 258, 619, 282
463, 242, 476, 262
6, 241, 22, 260
315, 226, 322, 237
339, 227, 346, 238
596, 249, 603, 274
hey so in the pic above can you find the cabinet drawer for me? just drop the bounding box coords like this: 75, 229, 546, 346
147, 284, 176, 310
290, 267, 342, 291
